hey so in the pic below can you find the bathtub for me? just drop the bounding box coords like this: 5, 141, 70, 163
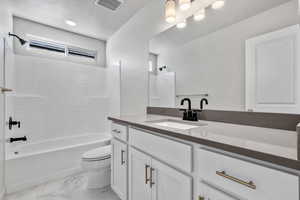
5, 134, 111, 193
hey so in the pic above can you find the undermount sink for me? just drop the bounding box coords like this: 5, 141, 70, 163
149, 119, 207, 130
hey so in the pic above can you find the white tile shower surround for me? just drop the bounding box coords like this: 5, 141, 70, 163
4, 173, 120, 200
6, 54, 109, 143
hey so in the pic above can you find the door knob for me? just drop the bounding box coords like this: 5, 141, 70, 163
0, 87, 13, 93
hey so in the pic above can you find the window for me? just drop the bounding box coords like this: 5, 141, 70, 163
68, 47, 97, 59
28, 39, 97, 61
29, 40, 65, 53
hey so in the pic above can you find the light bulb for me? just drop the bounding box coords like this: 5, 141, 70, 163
165, 0, 176, 23
212, 0, 225, 10
176, 19, 187, 29
193, 9, 206, 21
65, 20, 77, 26
179, 0, 191, 11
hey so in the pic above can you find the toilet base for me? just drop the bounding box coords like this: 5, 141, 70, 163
85, 167, 111, 189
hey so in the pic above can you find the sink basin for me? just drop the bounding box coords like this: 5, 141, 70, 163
149, 119, 206, 130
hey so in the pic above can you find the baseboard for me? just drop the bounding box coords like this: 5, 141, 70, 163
0, 189, 5, 200
6, 167, 83, 194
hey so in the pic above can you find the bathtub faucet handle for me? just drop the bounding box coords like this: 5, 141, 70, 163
8, 117, 21, 130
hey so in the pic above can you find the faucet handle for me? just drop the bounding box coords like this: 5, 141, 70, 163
179, 109, 188, 120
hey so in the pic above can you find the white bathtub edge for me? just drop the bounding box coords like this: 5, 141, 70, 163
0, 188, 5, 200
6, 166, 82, 194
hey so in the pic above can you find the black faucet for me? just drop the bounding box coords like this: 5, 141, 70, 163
200, 98, 208, 111
8, 117, 21, 130
180, 98, 198, 121
9, 136, 27, 143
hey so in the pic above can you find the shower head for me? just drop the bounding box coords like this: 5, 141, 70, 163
8, 32, 27, 46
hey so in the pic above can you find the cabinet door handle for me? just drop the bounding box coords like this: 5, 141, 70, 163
216, 171, 256, 190
121, 150, 126, 165
150, 167, 155, 188
112, 129, 121, 134
145, 165, 150, 184
198, 196, 205, 200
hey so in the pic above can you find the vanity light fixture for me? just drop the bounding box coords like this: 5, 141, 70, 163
165, 0, 176, 23
193, 9, 206, 21
179, 0, 191, 11
212, 0, 225, 10
176, 19, 187, 29
65, 20, 77, 27
166, 0, 226, 28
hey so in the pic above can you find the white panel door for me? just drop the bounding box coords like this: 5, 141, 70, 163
246, 25, 300, 113
111, 139, 127, 200
128, 148, 151, 200
0, 37, 8, 199
0, 38, 4, 199
151, 159, 192, 200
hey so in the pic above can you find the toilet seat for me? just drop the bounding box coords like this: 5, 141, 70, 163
82, 145, 111, 161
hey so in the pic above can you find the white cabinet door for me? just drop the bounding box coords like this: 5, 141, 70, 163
129, 148, 152, 200
198, 182, 236, 200
111, 139, 127, 200
151, 159, 192, 200
246, 25, 300, 113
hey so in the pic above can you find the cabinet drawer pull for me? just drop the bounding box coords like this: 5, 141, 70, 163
145, 165, 150, 184
150, 167, 155, 188
112, 129, 121, 134
121, 150, 126, 165
216, 171, 256, 190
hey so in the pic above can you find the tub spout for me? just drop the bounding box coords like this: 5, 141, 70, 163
8, 136, 27, 143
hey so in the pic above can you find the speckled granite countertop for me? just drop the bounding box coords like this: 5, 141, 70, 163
108, 114, 299, 171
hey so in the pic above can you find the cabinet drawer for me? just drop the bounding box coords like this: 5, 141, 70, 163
197, 148, 299, 200
198, 181, 236, 200
129, 128, 192, 172
111, 122, 127, 141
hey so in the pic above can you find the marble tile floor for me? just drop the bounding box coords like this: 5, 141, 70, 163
4, 173, 120, 200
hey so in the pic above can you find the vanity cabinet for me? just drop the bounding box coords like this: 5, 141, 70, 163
129, 148, 192, 200
110, 122, 299, 200
197, 148, 299, 200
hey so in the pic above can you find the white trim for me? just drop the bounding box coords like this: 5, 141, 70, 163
6, 167, 82, 194
0, 189, 5, 200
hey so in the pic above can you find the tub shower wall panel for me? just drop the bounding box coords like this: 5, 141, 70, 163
8, 55, 109, 144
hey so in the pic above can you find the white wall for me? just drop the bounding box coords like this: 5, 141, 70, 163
13, 17, 106, 67
0, 0, 10, 198
158, 0, 300, 110
107, 0, 169, 116
6, 17, 109, 146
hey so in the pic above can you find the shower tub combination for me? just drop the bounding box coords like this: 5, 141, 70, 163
5, 134, 111, 193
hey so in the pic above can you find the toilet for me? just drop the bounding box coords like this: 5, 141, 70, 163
81, 145, 111, 189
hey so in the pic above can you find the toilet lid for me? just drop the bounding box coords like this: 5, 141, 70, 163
82, 145, 111, 160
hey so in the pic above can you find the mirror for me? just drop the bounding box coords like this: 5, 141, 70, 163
148, 0, 300, 114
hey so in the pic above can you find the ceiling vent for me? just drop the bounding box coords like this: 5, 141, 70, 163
95, 0, 123, 11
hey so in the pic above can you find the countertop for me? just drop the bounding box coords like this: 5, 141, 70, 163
108, 114, 300, 171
